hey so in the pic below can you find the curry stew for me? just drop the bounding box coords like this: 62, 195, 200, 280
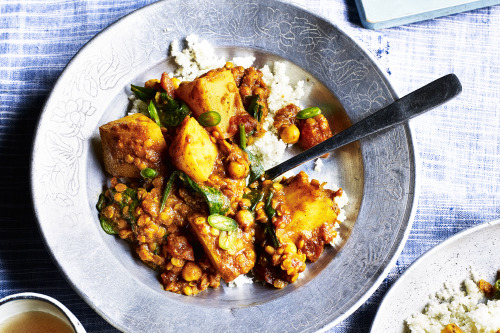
97, 64, 342, 295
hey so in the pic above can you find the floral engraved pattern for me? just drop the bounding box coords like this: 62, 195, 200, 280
258, 7, 295, 52
373, 129, 408, 201
41, 98, 95, 206
204, 3, 260, 43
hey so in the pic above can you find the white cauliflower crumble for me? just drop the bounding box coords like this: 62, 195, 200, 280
227, 274, 254, 288
406, 270, 500, 333
170, 34, 226, 81
128, 95, 147, 115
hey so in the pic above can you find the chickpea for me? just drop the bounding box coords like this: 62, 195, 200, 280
280, 124, 300, 144
228, 161, 249, 179
235, 209, 254, 229
171, 77, 180, 89
182, 262, 202, 282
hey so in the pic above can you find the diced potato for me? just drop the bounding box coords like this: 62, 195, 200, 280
188, 215, 255, 282
169, 117, 217, 182
281, 171, 339, 243
175, 69, 246, 138
99, 113, 167, 178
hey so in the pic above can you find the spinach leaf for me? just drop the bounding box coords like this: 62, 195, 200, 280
178, 172, 230, 215
246, 95, 263, 122
238, 124, 264, 184
244, 148, 265, 184
158, 95, 191, 127
131, 84, 156, 102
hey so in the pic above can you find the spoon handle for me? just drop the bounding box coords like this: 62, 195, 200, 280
265, 73, 462, 180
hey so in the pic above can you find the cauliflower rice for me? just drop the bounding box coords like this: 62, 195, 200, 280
406, 270, 500, 333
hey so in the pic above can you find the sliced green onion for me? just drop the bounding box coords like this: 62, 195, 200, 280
208, 214, 238, 231
148, 100, 161, 127
198, 111, 221, 127
131, 84, 157, 102
160, 171, 179, 212
100, 218, 118, 235
140, 168, 158, 179
239, 124, 247, 149
219, 230, 238, 250
296, 107, 321, 119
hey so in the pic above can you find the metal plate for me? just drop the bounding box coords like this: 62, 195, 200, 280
31, 0, 416, 332
371, 219, 500, 331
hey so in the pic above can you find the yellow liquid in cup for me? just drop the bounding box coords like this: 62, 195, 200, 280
0, 310, 74, 333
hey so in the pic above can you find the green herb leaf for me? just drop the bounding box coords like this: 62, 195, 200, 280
246, 95, 263, 122
100, 217, 118, 235
198, 111, 221, 127
160, 92, 170, 103
160, 171, 179, 212
244, 190, 264, 212
159, 98, 191, 127
264, 191, 280, 248
296, 107, 321, 119
131, 84, 157, 102
96, 191, 107, 212
178, 172, 230, 215
148, 100, 161, 127
120, 188, 138, 230
243, 148, 265, 184
208, 214, 238, 231
264, 192, 276, 219
219, 230, 238, 250
140, 168, 158, 179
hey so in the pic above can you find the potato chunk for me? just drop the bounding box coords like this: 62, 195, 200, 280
169, 117, 217, 182
280, 172, 340, 244
175, 69, 246, 138
188, 214, 256, 282
99, 113, 167, 178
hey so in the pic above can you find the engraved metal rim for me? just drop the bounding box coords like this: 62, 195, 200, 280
30, 0, 417, 332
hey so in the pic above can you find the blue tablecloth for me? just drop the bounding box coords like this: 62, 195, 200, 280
1, 0, 499, 332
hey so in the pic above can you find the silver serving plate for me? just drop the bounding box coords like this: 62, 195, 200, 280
31, 0, 417, 332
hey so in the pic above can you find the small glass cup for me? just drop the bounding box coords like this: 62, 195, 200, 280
0, 292, 86, 333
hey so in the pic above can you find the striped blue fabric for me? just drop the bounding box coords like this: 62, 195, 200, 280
1, 1, 499, 332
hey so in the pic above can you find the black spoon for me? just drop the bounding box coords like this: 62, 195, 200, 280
264, 73, 462, 180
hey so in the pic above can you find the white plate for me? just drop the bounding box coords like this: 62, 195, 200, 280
371, 219, 500, 331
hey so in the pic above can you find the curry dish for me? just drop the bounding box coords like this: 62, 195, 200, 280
96, 63, 343, 295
